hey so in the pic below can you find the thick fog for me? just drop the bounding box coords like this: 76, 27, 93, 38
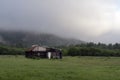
0, 0, 120, 43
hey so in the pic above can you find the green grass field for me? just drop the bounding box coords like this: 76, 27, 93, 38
0, 56, 120, 80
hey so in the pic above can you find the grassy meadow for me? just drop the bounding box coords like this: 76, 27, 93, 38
0, 56, 120, 80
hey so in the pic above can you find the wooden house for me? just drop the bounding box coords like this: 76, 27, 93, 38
25, 45, 62, 59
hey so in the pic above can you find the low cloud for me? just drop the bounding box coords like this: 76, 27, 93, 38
0, 0, 120, 43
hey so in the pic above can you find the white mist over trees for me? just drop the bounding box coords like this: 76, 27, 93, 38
0, 0, 120, 43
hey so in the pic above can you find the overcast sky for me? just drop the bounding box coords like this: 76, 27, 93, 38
0, 0, 120, 43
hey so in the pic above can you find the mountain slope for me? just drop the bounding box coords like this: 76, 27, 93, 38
0, 30, 84, 47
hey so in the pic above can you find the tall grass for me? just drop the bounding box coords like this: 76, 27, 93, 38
0, 56, 120, 80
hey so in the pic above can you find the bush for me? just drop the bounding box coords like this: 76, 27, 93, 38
0, 45, 25, 55
66, 47, 120, 57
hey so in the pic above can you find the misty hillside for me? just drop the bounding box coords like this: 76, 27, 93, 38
0, 30, 84, 47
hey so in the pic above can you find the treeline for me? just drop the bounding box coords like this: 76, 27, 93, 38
62, 42, 120, 56
1, 42, 120, 56
0, 45, 25, 55
76, 42, 120, 49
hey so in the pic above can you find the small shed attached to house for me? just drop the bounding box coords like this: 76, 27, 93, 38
25, 45, 62, 59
